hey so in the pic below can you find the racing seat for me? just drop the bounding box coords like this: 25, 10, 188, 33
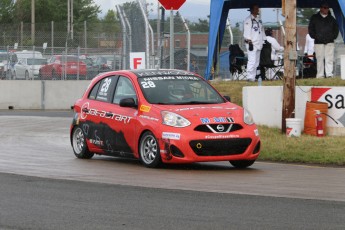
229, 44, 248, 80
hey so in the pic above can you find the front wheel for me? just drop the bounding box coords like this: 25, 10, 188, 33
72, 126, 94, 159
229, 160, 255, 169
139, 131, 161, 168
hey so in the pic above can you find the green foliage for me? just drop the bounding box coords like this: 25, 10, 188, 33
6, 0, 100, 24
0, 0, 15, 23
297, 8, 317, 25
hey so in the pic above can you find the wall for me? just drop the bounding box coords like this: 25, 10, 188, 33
243, 86, 345, 136
0, 80, 90, 110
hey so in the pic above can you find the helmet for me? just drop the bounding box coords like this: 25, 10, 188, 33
169, 84, 186, 99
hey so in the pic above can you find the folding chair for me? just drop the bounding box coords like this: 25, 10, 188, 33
261, 57, 284, 80
229, 44, 248, 80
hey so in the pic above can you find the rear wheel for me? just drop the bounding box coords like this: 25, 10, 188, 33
139, 131, 161, 168
72, 126, 94, 159
25, 71, 29, 80
229, 160, 255, 169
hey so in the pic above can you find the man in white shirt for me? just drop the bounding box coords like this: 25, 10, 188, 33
261, 28, 284, 80
304, 34, 315, 56
243, 4, 266, 82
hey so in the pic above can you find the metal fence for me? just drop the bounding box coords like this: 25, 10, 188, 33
1, 19, 344, 81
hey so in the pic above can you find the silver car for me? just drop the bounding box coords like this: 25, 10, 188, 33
14, 58, 47, 79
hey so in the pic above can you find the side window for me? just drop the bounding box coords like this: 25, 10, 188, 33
113, 76, 136, 104
95, 76, 117, 102
88, 81, 101, 100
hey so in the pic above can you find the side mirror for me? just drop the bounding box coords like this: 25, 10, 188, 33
119, 97, 137, 108
223, 95, 231, 102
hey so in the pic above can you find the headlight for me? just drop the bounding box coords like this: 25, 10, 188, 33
243, 108, 255, 125
161, 111, 191, 127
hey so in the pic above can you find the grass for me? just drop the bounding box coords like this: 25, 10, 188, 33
211, 77, 345, 166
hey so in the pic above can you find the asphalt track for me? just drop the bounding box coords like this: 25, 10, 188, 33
0, 110, 345, 229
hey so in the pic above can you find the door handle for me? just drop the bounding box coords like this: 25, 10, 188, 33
82, 108, 89, 113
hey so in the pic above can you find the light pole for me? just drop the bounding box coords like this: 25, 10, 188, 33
31, 0, 35, 44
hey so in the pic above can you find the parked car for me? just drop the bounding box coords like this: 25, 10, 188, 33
79, 56, 98, 79
39, 55, 87, 80
70, 69, 261, 168
13, 57, 47, 80
7, 50, 44, 78
92, 55, 120, 73
0, 52, 9, 79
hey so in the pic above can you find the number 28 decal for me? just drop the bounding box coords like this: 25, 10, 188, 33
141, 81, 156, 88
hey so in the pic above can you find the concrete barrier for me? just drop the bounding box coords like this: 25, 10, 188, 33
0, 80, 90, 110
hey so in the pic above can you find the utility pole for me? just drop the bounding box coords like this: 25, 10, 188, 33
281, 0, 297, 132
31, 0, 35, 44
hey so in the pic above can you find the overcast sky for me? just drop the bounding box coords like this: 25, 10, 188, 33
93, 0, 283, 24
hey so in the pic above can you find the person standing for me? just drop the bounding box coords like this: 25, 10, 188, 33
308, 0, 339, 78
243, 4, 266, 82
304, 33, 315, 56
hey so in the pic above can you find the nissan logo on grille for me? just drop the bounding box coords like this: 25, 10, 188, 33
216, 124, 225, 132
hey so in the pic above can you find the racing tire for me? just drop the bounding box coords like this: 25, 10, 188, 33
229, 160, 255, 169
72, 126, 94, 159
139, 131, 162, 168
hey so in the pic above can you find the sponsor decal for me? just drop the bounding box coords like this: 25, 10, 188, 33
80, 102, 132, 124
311, 87, 345, 127
205, 134, 240, 139
162, 132, 181, 140
137, 70, 196, 77
200, 117, 235, 124
139, 115, 159, 121
175, 106, 237, 112
90, 139, 104, 146
140, 105, 151, 112
254, 129, 259, 136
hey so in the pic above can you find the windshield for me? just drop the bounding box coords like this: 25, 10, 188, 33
27, 58, 47, 65
138, 75, 225, 105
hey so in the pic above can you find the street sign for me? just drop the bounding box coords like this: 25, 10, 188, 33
159, 0, 186, 10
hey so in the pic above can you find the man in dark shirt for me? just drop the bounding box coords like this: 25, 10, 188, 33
308, 0, 339, 78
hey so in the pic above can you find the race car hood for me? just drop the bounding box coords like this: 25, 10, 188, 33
152, 103, 243, 120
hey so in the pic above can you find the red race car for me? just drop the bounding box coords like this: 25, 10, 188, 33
39, 55, 87, 80
70, 69, 260, 168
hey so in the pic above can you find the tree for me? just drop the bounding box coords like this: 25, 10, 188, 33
0, 0, 15, 23
12, 0, 100, 24
297, 8, 317, 25
189, 18, 209, 32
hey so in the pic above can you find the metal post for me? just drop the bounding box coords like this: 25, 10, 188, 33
51, 21, 54, 56
227, 19, 233, 45
180, 14, 190, 71
123, 9, 132, 54
157, 3, 161, 68
31, 0, 35, 44
169, 9, 174, 69
84, 21, 87, 54
138, 0, 152, 69
116, 5, 127, 69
